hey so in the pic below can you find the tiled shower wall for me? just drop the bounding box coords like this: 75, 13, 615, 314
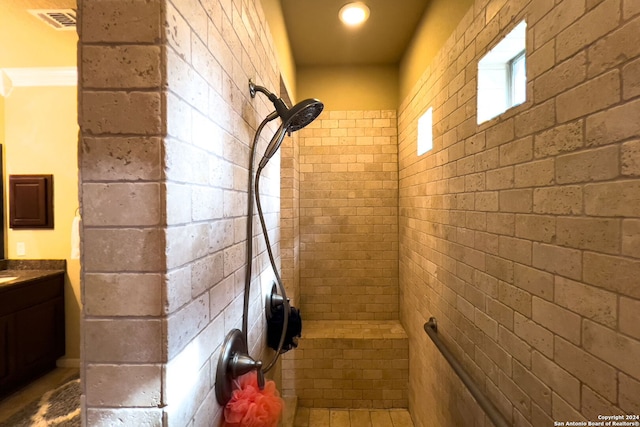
79, 0, 283, 425
398, 0, 640, 426
298, 111, 399, 321
281, 131, 301, 306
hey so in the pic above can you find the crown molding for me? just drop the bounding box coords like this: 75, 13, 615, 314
0, 67, 77, 96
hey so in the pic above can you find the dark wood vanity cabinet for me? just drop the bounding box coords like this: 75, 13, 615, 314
0, 315, 11, 381
0, 273, 65, 396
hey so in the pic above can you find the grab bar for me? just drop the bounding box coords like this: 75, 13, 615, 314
424, 317, 511, 427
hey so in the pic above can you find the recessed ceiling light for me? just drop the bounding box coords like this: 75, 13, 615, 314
339, 2, 370, 27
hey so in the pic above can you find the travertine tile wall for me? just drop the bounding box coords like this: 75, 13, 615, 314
79, 1, 165, 424
298, 110, 399, 321
79, 0, 283, 425
281, 131, 301, 306
398, 0, 640, 426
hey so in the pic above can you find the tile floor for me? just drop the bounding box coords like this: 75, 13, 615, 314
1, 369, 415, 427
293, 408, 414, 427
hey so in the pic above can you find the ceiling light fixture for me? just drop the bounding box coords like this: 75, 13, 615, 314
339, 2, 370, 27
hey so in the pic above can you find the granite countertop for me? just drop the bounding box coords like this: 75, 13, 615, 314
0, 260, 66, 290
0, 259, 66, 271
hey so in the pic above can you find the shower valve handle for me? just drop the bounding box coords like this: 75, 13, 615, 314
230, 353, 262, 379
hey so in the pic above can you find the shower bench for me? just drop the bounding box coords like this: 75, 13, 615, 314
282, 319, 408, 409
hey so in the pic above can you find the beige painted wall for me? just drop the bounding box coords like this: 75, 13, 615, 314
1, 0, 80, 362
0, 96, 4, 148
3, 85, 80, 360
0, 1, 76, 68
399, 0, 473, 101
297, 65, 398, 110
261, 0, 297, 100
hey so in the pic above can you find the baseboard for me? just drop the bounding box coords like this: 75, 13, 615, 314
56, 358, 80, 368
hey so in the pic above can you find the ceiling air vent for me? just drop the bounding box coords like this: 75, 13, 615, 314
28, 9, 76, 31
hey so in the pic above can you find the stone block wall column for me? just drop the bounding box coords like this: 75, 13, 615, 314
79, 0, 285, 425
78, 0, 165, 424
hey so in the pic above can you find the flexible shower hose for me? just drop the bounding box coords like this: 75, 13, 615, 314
254, 164, 290, 373
242, 114, 291, 375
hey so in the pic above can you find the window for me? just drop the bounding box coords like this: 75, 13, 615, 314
477, 21, 527, 124
417, 107, 433, 155
509, 51, 526, 106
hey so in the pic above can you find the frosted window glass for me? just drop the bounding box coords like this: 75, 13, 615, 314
418, 107, 433, 156
477, 21, 527, 124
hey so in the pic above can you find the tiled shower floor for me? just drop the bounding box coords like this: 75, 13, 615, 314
293, 408, 414, 427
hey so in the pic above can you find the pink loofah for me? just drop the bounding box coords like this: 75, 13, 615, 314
223, 371, 283, 427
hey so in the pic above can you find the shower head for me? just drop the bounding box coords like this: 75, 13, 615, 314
280, 98, 324, 132
261, 98, 323, 165
249, 79, 324, 167
249, 80, 324, 132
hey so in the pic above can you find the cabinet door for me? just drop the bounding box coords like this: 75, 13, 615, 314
9, 174, 54, 229
0, 315, 12, 383
14, 297, 63, 373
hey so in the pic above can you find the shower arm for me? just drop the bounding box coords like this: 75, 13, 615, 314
249, 80, 278, 102
249, 79, 291, 129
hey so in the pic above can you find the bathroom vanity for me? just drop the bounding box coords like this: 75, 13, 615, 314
0, 267, 65, 396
